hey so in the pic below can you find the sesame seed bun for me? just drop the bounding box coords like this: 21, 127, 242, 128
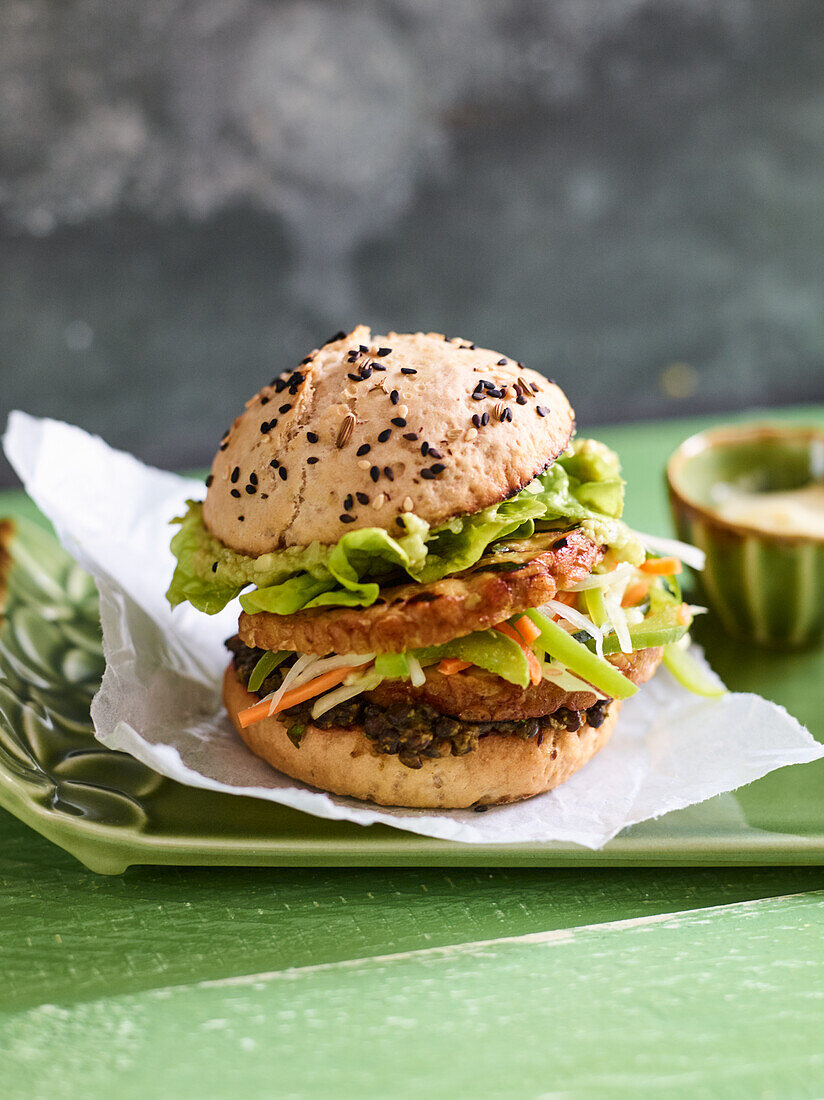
223, 664, 619, 808
204, 326, 574, 556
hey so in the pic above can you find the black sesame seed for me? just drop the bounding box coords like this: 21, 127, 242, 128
497, 358, 507, 366
205, 474, 214, 487
221, 429, 230, 440
275, 378, 287, 393
344, 494, 353, 511
502, 408, 513, 422
261, 493, 268, 499
474, 381, 484, 393
530, 382, 540, 392
279, 404, 291, 414
516, 395, 527, 405
340, 514, 355, 524
420, 442, 429, 456
472, 414, 481, 428
307, 431, 319, 444
427, 447, 443, 460
420, 469, 435, 480
356, 492, 369, 505
278, 467, 288, 480
347, 373, 362, 382
249, 472, 258, 485
429, 463, 445, 475
219, 442, 229, 451
536, 406, 548, 417
403, 432, 418, 441
488, 387, 504, 399
238, 515, 245, 522
211, 562, 218, 573
359, 344, 368, 353
384, 467, 394, 481
231, 488, 241, 498
370, 466, 380, 482
377, 347, 391, 356
356, 443, 371, 456
307, 456, 319, 464
547, 378, 557, 385
378, 429, 392, 442
260, 395, 270, 405
396, 516, 405, 527
481, 412, 490, 426
359, 366, 373, 379
245, 484, 256, 495
372, 363, 386, 371
269, 459, 279, 468
391, 417, 407, 428
323, 330, 346, 346
390, 390, 399, 405
401, 367, 417, 375
292, 372, 304, 385
301, 356, 312, 365
472, 392, 485, 401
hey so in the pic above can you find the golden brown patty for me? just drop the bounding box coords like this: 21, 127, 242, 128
368, 645, 663, 721
239, 529, 603, 655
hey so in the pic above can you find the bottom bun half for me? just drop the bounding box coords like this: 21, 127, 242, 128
223, 665, 621, 809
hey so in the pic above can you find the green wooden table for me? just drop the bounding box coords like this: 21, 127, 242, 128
2, 408, 823, 1098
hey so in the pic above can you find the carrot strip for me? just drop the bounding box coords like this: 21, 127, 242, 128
622, 579, 650, 607
238, 662, 371, 729
639, 556, 682, 575
438, 658, 473, 675
676, 602, 692, 626
512, 615, 541, 645
495, 622, 542, 686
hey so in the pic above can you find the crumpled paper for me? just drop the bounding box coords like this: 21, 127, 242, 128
4, 410, 823, 849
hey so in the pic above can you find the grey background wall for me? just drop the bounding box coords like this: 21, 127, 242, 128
1, 0, 823, 484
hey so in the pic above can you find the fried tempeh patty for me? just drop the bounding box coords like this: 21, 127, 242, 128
239, 529, 603, 655
368, 644, 663, 721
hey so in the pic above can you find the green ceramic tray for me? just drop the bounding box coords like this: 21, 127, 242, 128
2, 412, 824, 874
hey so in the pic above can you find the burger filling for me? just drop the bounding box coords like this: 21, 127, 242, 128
228, 635, 613, 769
224, 547, 693, 767
167, 433, 709, 764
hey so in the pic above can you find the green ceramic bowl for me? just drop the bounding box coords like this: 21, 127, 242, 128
667, 422, 824, 649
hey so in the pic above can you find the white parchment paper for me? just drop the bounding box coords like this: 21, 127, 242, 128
5, 410, 823, 849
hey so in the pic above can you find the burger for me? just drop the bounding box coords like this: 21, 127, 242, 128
167, 327, 693, 808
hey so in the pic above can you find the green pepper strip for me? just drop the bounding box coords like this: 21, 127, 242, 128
583, 586, 608, 627
524, 608, 638, 700
663, 643, 726, 698
247, 650, 289, 693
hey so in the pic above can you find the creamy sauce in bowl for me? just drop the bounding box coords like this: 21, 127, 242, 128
712, 482, 824, 538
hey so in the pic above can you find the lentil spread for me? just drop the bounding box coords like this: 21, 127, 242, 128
227, 636, 611, 770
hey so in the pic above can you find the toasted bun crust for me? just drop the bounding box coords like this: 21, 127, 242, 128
223, 665, 619, 808
204, 326, 574, 555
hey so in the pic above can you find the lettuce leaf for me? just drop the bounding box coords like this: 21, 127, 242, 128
167, 437, 644, 615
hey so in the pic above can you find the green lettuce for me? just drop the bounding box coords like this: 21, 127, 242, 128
167, 437, 643, 615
